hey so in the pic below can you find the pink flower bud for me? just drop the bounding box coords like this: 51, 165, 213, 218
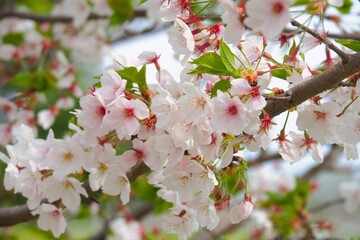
229, 193, 253, 224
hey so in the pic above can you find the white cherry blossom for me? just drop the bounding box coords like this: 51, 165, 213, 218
296, 102, 341, 143
32, 204, 67, 238
245, 0, 293, 39
169, 18, 195, 64
43, 176, 88, 212
219, 0, 245, 44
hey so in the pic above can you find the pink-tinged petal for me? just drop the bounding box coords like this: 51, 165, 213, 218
230, 78, 252, 95
229, 200, 253, 224
133, 99, 149, 119
309, 143, 323, 164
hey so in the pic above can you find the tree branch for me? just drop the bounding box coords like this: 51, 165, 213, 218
301, 145, 342, 181
264, 52, 360, 118
290, 19, 350, 63
0, 204, 35, 227
0, 162, 148, 227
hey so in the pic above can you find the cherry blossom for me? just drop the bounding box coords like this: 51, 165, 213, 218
104, 98, 149, 140
245, 0, 293, 39
32, 204, 67, 238
296, 102, 341, 143
43, 176, 88, 212
169, 18, 195, 64
211, 90, 247, 136
219, 0, 245, 44
229, 193, 254, 224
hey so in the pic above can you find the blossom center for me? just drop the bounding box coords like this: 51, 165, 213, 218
51, 210, 61, 218
250, 86, 260, 97
195, 96, 206, 108
124, 108, 134, 117
96, 106, 106, 117
99, 162, 108, 172
272, 2, 284, 14
117, 176, 127, 185
227, 105, 238, 115
313, 110, 327, 121
63, 180, 74, 190
62, 152, 74, 162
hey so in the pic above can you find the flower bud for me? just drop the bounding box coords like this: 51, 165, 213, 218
229, 193, 253, 224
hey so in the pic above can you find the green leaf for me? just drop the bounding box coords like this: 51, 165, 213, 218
2, 32, 24, 46
137, 0, 148, 6
154, 197, 173, 215
136, 65, 148, 95
335, 0, 352, 14
293, 0, 310, 5
210, 80, 231, 97
9, 71, 33, 88
16, 0, 54, 14
219, 39, 237, 73
190, 52, 234, 76
132, 175, 157, 200
335, 39, 360, 52
10, 71, 57, 92
271, 68, 288, 80
117, 66, 138, 91
108, 0, 134, 25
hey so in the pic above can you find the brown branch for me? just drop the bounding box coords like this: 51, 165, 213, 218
248, 152, 282, 167
309, 198, 345, 213
290, 19, 350, 63
301, 145, 342, 181
264, 52, 360, 118
0, 204, 35, 227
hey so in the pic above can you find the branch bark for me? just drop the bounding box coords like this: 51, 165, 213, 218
265, 52, 360, 118
0, 204, 35, 226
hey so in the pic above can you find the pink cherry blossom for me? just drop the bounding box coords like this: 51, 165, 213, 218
105, 98, 149, 140
32, 204, 67, 238
96, 69, 127, 103
245, 0, 293, 39
230, 78, 267, 111
229, 193, 254, 224
211, 90, 247, 135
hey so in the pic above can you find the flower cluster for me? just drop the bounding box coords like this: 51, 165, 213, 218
1, 0, 359, 239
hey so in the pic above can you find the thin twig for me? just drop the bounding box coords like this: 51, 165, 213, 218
290, 19, 350, 63
301, 145, 342, 181
283, 27, 360, 41
309, 198, 345, 213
